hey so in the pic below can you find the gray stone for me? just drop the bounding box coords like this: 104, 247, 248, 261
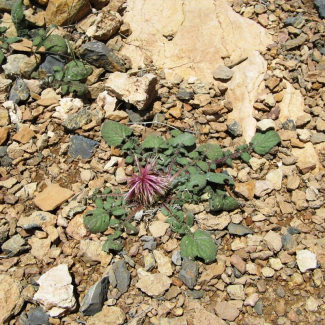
9, 78, 30, 104
315, 0, 325, 19
80, 276, 109, 316
282, 119, 296, 131
254, 299, 263, 315
18, 211, 57, 230
185, 290, 204, 299
283, 15, 305, 28
141, 236, 154, 242
227, 120, 242, 137
288, 226, 300, 235
311, 132, 325, 144
213, 65, 234, 81
143, 241, 157, 250
39, 55, 66, 75
176, 88, 194, 101
171, 250, 182, 266
3, 54, 29, 78
282, 34, 308, 51
276, 287, 285, 298
63, 108, 92, 130
69, 135, 99, 159
281, 233, 296, 251
108, 260, 130, 294
178, 258, 198, 289
227, 223, 253, 236
27, 307, 50, 325
1, 234, 29, 257
79, 41, 131, 72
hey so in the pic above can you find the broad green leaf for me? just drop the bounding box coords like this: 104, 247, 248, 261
64, 60, 93, 81
187, 174, 207, 193
112, 207, 126, 217
172, 133, 196, 147
188, 151, 199, 159
142, 134, 168, 150
124, 222, 138, 235
223, 196, 239, 211
122, 142, 134, 150
196, 143, 224, 160
101, 120, 133, 147
61, 84, 69, 95
171, 129, 182, 137
186, 213, 194, 226
95, 198, 104, 209
125, 156, 134, 164
240, 152, 251, 163
180, 230, 218, 263
6, 37, 21, 44
188, 166, 200, 174
176, 157, 189, 165
0, 50, 4, 66
209, 196, 223, 212
0, 26, 7, 33
206, 172, 235, 186
43, 34, 68, 54
251, 131, 281, 155
109, 218, 120, 228
102, 239, 123, 252
209, 195, 239, 212
197, 161, 209, 172
83, 208, 110, 233
68, 82, 88, 96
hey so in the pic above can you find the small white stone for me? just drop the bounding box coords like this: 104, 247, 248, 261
149, 221, 170, 238
264, 231, 282, 252
269, 258, 283, 271
227, 284, 245, 300
296, 250, 317, 273
244, 293, 259, 306
266, 169, 283, 190
256, 119, 275, 131
261, 267, 275, 278
305, 296, 319, 312
153, 250, 173, 276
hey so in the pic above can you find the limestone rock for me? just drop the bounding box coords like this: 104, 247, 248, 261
45, 0, 91, 26
153, 250, 173, 276
3, 54, 29, 78
196, 211, 231, 230
214, 301, 239, 321
149, 220, 169, 237
87, 306, 126, 325
34, 184, 74, 211
264, 231, 282, 252
121, 0, 271, 83
78, 240, 112, 267
0, 78, 12, 104
34, 264, 76, 317
0, 274, 24, 324
105, 72, 157, 110
136, 271, 171, 297
296, 250, 317, 273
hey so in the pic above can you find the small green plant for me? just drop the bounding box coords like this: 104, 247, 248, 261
11, 0, 29, 37
84, 121, 281, 263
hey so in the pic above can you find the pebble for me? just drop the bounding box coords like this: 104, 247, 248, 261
171, 250, 182, 266
254, 299, 263, 315
62, 108, 92, 130
87, 306, 126, 325
228, 223, 253, 236
153, 250, 173, 276
214, 301, 239, 321
136, 270, 171, 297
178, 258, 198, 289
176, 88, 194, 101
264, 231, 282, 252
296, 250, 318, 273
213, 65, 234, 81
9, 78, 30, 104
149, 220, 170, 238
108, 260, 130, 294
1, 234, 28, 257
26, 307, 50, 325
227, 284, 245, 300
69, 135, 99, 159
305, 296, 319, 312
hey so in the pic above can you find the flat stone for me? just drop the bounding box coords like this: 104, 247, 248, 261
153, 250, 173, 276
296, 250, 317, 273
33, 264, 76, 317
105, 72, 157, 110
26, 307, 50, 325
87, 306, 126, 325
108, 260, 130, 293
12, 125, 35, 144
0, 274, 24, 324
266, 169, 282, 190
34, 184, 74, 211
18, 211, 57, 231
78, 240, 112, 266
62, 108, 92, 130
213, 65, 234, 81
37, 97, 60, 106
261, 266, 275, 277
306, 296, 319, 312
228, 223, 253, 236
230, 254, 246, 274
244, 293, 259, 307
0, 176, 17, 188
196, 211, 231, 230
256, 119, 275, 131
69, 135, 99, 159
136, 271, 171, 297
3, 54, 29, 78
254, 180, 274, 197
80, 276, 109, 316
214, 301, 239, 321
159, 316, 188, 325
282, 33, 308, 51
149, 220, 170, 238
1, 234, 28, 257
264, 231, 282, 252
8, 78, 30, 104
198, 263, 225, 284
227, 284, 245, 300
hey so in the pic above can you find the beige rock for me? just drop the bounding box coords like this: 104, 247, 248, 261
168, 106, 182, 119
97, 91, 117, 115
214, 301, 239, 321
279, 81, 305, 123
188, 301, 226, 325
264, 231, 282, 252
136, 271, 171, 297
149, 220, 170, 238
0, 13, 17, 37
0, 127, 8, 145
234, 181, 255, 200
198, 263, 225, 284
153, 250, 173, 276
45, 0, 91, 26
33, 264, 76, 317
87, 306, 126, 325
34, 183, 74, 211
0, 275, 24, 324
106, 110, 129, 121
265, 169, 283, 190
18, 211, 57, 230
0, 78, 12, 104
66, 213, 88, 240
121, 0, 271, 83
78, 240, 112, 267
12, 125, 35, 144
105, 72, 158, 110
28, 237, 51, 261
196, 211, 230, 230
227, 52, 267, 143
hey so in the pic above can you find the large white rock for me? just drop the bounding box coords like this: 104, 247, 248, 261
121, 0, 272, 83
33, 264, 76, 317
105, 72, 157, 110
296, 250, 318, 273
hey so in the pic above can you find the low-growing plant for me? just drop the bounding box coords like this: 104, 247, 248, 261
84, 121, 281, 263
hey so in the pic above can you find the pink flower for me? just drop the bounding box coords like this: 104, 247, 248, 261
125, 156, 170, 206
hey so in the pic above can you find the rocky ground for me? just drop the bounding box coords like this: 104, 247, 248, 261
1, 0, 325, 324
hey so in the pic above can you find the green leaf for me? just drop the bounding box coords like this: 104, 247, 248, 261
122, 141, 134, 150
223, 196, 239, 211
187, 174, 207, 193
101, 120, 133, 147
68, 82, 88, 96
61, 84, 69, 95
196, 143, 224, 160
171, 129, 182, 137
180, 230, 218, 263
54, 70, 64, 81
240, 152, 251, 163
172, 133, 196, 147
176, 157, 189, 165
112, 207, 126, 217
0, 50, 4, 66
251, 131, 281, 155
83, 208, 110, 233
125, 156, 134, 164
102, 239, 123, 252
64, 60, 92, 81
95, 198, 104, 209
185, 213, 194, 226
124, 222, 139, 235
188, 151, 199, 159
142, 134, 168, 151
109, 218, 120, 228
0, 26, 7, 33
6, 37, 21, 44
43, 34, 68, 54
197, 161, 209, 172
209, 196, 223, 212
206, 172, 235, 186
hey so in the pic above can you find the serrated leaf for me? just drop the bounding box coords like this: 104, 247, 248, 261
196, 143, 224, 160
197, 161, 209, 172
172, 133, 196, 147
223, 196, 239, 211
95, 198, 104, 209
112, 207, 126, 217
251, 131, 281, 155
124, 222, 138, 235
187, 174, 207, 193
102, 239, 123, 252
109, 218, 120, 228
186, 213, 194, 226
122, 141, 134, 150
101, 120, 133, 147
206, 172, 235, 186
176, 157, 189, 165
83, 208, 110, 233
125, 156, 134, 164
180, 230, 218, 263
209, 196, 223, 212
240, 152, 251, 163
142, 134, 168, 151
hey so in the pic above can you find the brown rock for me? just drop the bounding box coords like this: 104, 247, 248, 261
0, 127, 9, 145
214, 301, 239, 321
168, 106, 182, 119
87, 306, 126, 325
66, 213, 88, 240
234, 181, 255, 200
230, 254, 246, 273
0, 78, 12, 104
10, 38, 45, 52
45, 0, 91, 26
12, 126, 35, 144
0, 108, 10, 127
198, 263, 225, 284
36, 97, 59, 106
34, 184, 74, 211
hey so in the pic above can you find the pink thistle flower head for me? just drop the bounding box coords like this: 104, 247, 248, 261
125, 156, 170, 206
